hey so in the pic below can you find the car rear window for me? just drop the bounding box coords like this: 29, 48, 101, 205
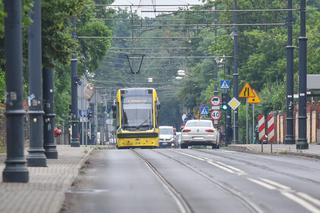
160, 128, 173, 134
185, 120, 212, 127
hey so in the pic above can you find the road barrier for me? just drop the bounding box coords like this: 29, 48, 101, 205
267, 113, 275, 143
258, 114, 265, 142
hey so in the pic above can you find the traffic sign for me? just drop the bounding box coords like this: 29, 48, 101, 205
211, 110, 222, 120
220, 80, 231, 89
200, 105, 209, 115
239, 83, 255, 98
248, 89, 261, 104
210, 96, 221, 106
228, 97, 241, 110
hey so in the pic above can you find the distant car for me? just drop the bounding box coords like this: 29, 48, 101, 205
159, 126, 177, 148
181, 120, 219, 149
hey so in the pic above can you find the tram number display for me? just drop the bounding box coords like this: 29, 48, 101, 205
210, 110, 222, 120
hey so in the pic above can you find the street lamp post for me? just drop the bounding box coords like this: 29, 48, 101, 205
3, 0, 29, 182
27, 0, 47, 166
285, 0, 295, 145
297, 0, 308, 149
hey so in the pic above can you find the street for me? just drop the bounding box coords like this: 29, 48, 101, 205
62, 148, 320, 213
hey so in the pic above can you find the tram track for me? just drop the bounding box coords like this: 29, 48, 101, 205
132, 149, 194, 213
151, 149, 264, 213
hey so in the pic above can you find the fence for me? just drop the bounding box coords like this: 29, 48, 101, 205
269, 102, 320, 144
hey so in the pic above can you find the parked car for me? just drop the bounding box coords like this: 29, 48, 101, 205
181, 120, 219, 149
159, 126, 177, 148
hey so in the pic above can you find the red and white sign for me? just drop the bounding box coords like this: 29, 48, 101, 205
211, 110, 222, 120
258, 114, 266, 142
210, 96, 221, 106
267, 113, 275, 143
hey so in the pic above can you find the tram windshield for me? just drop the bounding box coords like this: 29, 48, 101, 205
121, 96, 153, 130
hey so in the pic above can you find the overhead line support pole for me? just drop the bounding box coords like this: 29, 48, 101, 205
297, 0, 308, 149
3, 0, 29, 182
285, 0, 295, 145
27, 0, 47, 166
70, 17, 80, 147
232, 0, 239, 144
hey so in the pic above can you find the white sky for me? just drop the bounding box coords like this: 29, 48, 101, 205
111, 0, 204, 17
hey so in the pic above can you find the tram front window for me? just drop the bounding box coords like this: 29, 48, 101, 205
122, 103, 152, 130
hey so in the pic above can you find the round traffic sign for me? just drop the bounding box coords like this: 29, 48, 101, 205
211, 110, 222, 120
210, 96, 221, 106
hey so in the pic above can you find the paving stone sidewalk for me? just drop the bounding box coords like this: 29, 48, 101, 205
226, 144, 320, 159
0, 145, 94, 213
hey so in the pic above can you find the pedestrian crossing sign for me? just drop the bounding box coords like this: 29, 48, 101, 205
220, 80, 231, 89
200, 105, 209, 115
239, 83, 255, 98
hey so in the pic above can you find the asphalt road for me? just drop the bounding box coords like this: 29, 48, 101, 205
61, 148, 320, 213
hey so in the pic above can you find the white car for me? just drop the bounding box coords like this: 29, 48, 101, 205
159, 126, 177, 148
181, 120, 219, 149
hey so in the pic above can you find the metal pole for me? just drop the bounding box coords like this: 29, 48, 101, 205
43, 68, 58, 159
232, 0, 239, 144
285, 0, 295, 144
94, 91, 98, 144
70, 17, 80, 147
252, 104, 255, 143
27, 0, 47, 166
297, 0, 308, 149
246, 99, 249, 144
2, 0, 29, 182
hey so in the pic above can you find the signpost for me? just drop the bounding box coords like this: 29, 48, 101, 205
228, 97, 241, 144
239, 82, 255, 98
210, 96, 221, 106
200, 105, 209, 116
211, 110, 222, 120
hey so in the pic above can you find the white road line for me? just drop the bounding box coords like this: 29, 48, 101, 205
260, 178, 291, 191
216, 161, 247, 175
206, 161, 235, 174
175, 151, 205, 161
281, 191, 320, 213
247, 178, 277, 190
297, 192, 320, 208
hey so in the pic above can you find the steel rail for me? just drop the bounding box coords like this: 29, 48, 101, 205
153, 149, 263, 213
132, 150, 194, 213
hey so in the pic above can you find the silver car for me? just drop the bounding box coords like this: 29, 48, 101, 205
181, 120, 219, 149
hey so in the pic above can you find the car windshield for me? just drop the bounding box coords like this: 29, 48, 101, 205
185, 120, 212, 128
160, 128, 173, 135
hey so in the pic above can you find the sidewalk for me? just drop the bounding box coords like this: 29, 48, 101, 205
0, 145, 94, 213
226, 144, 320, 159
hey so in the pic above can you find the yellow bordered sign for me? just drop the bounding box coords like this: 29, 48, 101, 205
248, 89, 261, 104
239, 83, 255, 98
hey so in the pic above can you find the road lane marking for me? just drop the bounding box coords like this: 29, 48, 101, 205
281, 191, 320, 213
206, 161, 235, 174
175, 151, 205, 161
216, 161, 247, 175
260, 178, 291, 191
247, 178, 277, 190
175, 150, 247, 175
248, 177, 320, 213
297, 192, 320, 208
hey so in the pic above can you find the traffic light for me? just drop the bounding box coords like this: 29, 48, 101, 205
221, 93, 228, 111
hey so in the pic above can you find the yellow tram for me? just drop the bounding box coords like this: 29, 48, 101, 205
113, 88, 160, 148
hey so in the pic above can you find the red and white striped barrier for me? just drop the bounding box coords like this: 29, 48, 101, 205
267, 113, 275, 143
258, 114, 265, 142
